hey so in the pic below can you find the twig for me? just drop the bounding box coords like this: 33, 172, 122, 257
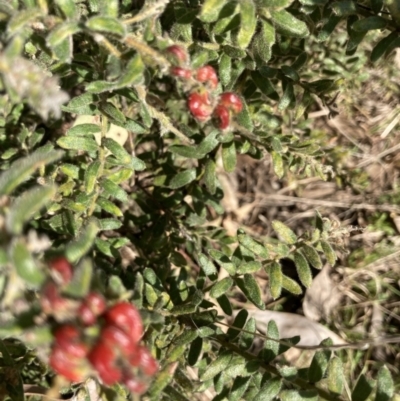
124, 35, 170, 70
356, 142, 400, 168
380, 112, 400, 139
240, 193, 400, 213
123, 0, 171, 25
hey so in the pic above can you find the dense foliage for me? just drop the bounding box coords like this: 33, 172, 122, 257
0, 0, 399, 400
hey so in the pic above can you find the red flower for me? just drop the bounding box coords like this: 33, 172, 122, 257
79, 292, 106, 325
196, 66, 218, 89
187, 92, 213, 121
219, 92, 243, 114
214, 105, 230, 130
129, 346, 158, 376
54, 325, 88, 358
49, 257, 73, 284
166, 45, 188, 65
88, 341, 122, 385
170, 66, 192, 80
101, 324, 137, 356
104, 302, 143, 344
49, 346, 86, 382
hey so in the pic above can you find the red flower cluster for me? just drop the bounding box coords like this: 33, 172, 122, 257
165, 45, 243, 130
42, 258, 158, 394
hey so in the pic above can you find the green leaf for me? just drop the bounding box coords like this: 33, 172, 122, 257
67, 123, 100, 137
148, 363, 176, 398
228, 310, 248, 340
351, 374, 374, 401
131, 156, 146, 171
6, 185, 56, 234
259, 0, 294, 9
97, 197, 123, 217
84, 160, 101, 194
0, 148, 63, 196
252, 20, 275, 63
98, 218, 122, 230
320, 240, 337, 265
11, 240, 46, 287
198, 253, 217, 276
262, 320, 280, 362
295, 90, 313, 119
236, 274, 264, 309
86, 16, 126, 36
301, 244, 322, 269
54, 0, 77, 18
371, 31, 399, 62
52, 39, 73, 63
308, 339, 332, 383
101, 103, 126, 124
223, 45, 247, 59
272, 220, 297, 244
57, 136, 99, 153
200, 351, 233, 381
204, 158, 217, 194
251, 71, 279, 100
237, 260, 262, 274
237, 0, 257, 49
103, 138, 131, 164
62, 93, 97, 114
168, 168, 197, 189
282, 274, 302, 294
174, 330, 199, 346
65, 220, 99, 263
281, 65, 300, 82
209, 249, 236, 275
371, 0, 383, 12
210, 277, 234, 298
63, 258, 92, 298
269, 10, 309, 38
217, 294, 233, 315
102, 179, 128, 201
239, 317, 256, 350
219, 53, 232, 87
8, 8, 42, 34
123, 118, 147, 134
271, 150, 284, 178
85, 80, 116, 94
327, 356, 344, 395
352, 16, 387, 31
188, 337, 203, 366
254, 377, 282, 401
375, 365, 394, 401
236, 99, 254, 130
230, 376, 252, 401
213, 3, 240, 34
278, 80, 295, 110
293, 251, 312, 288
197, 131, 220, 154
144, 283, 158, 306
170, 145, 204, 159
331, 0, 357, 16
237, 229, 269, 258
199, 0, 229, 22
222, 141, 237, 172
268, 261, 282, 299
47, 22, 80, 48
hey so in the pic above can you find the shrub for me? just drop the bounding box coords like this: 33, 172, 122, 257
0, 0, 398, 400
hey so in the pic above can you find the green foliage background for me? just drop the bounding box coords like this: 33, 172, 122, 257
0, 0, 399, 400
